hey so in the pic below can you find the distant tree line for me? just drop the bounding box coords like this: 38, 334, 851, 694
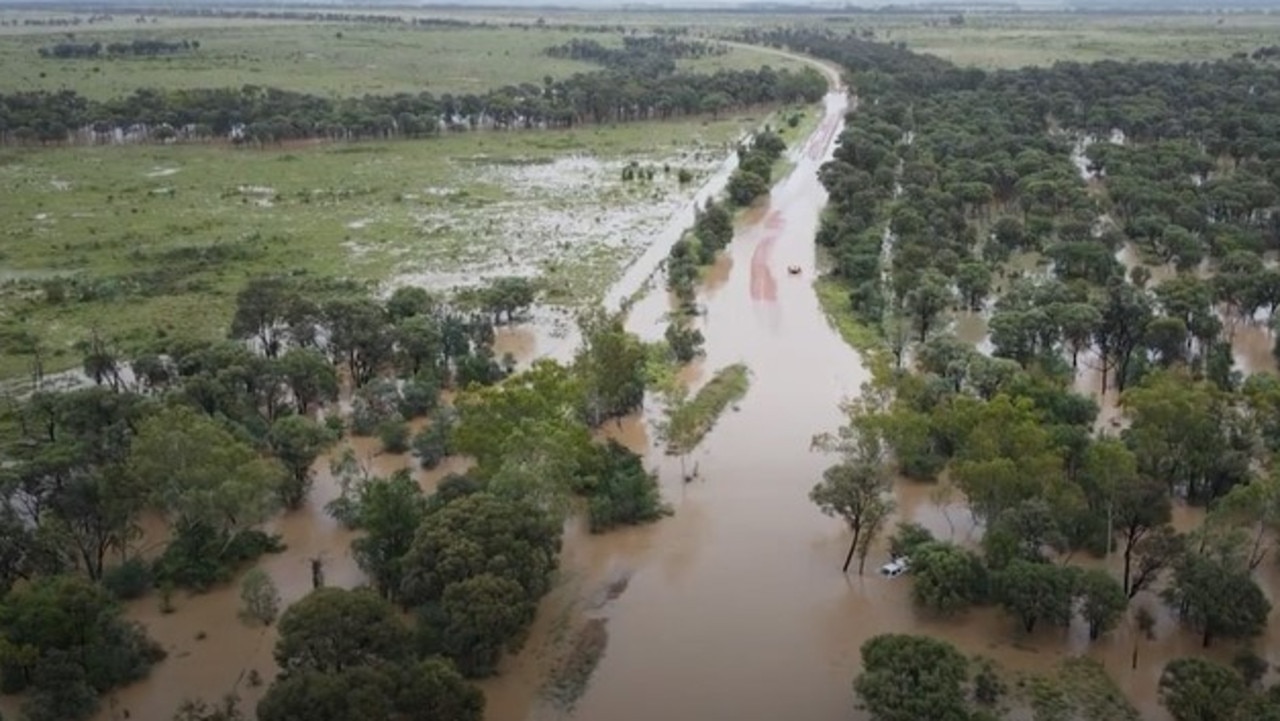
545, 35, 727, 75
0, 60, 825, 145
37, 38, 198, 58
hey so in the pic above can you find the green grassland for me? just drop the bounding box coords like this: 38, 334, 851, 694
861, 14, 1280, 68
0, 21, 807, 99
0, 108, 813, 380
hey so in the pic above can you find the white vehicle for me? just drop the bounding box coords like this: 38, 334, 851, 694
879, 556, 910, 578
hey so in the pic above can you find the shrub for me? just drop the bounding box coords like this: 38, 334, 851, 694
102, 558, 154, 600
378, 420, 410, 454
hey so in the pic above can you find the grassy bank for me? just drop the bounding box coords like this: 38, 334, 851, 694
664, 363, 749, 455
813, 275, 892, 381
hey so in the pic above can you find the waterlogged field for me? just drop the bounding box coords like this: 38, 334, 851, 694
0, 21, 808, 99
0, 108, 816, 380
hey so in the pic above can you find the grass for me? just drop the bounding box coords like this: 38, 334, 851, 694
816, 13, 1280, 69
543, 617, 608, 712
0, 22, 807, 99
770, 104, 823, 182
813, 275, 892, 382
664, 363, 749, 455
0, 112, 771, 381
1014, 657, 1139, 721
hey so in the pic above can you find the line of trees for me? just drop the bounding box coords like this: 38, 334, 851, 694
0, 62, 825, 145
545, 35, 726, 76
38, 38, 198, 58
726, 127, 786, 206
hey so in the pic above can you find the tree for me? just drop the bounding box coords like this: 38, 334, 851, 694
1127, 525, 1184, 600
239, 567, 281, 626
854, 634, 972, 721
1122, 370, 1232, 503
955, 262, 992, 311
909, 542, 988, 615
904, 270, 954, 342
392, 658, 485, 721
1076, 569, 1126, 640
399, 493, 561, 609
1080, 437, 1166, 594
451, 360, 585, 474
386, 286, 435, 321
279, 348, 338, 414
575, 310, 647, 425
1213, 470, 1280, 570
268, 415, 333, 509
349, 470, 427, 601
229, 276, 297, 358
1158, 658, 1247, 721
274, 588, 410, 673
1132, 605, 1156, 670
257, 659, 482, 721
323, 298, 393, 386
1162, 554, 1271, 647
1058, 302, 1100, 369
994, 560, 1077, 633
889, 522, 937, 560
431, 574, 535, 678
412, 409, 455, 470
0, 575, 163, 698
581, 440, 668, 532
45, 465, 145, 582
811, 460, 896, 574
726, 169, 769, 206
664, 322, 705, 363
1094, 280, 1152, 394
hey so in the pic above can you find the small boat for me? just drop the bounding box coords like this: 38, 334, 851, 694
787, 265, 802, 275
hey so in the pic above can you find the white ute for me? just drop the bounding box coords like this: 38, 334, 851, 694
879, 556, 910, 578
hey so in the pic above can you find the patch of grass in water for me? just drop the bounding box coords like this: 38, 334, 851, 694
543, 617, 609, 712
665, 363, 750, 455
1014, 657, 1138, 721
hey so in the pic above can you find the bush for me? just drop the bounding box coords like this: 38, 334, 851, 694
583, 441, 669, 532
155, 523, 286, 590
352, 380, 402, 436
324, 413, 346, 437
412, 409, 455, 469
398, 376, 440, 418
664, 323, 705, 363
239, 568, 281, 626
102, 558, 154, 600
726, 169, 770, 206
378, 419, 411, 454
677, 167, 694, 184
888, 522, 936, 559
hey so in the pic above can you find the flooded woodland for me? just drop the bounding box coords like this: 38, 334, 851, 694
55, 68, 1276, 721
7, 11, 1280, 721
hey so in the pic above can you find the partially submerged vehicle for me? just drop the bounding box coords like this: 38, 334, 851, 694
879, 556, 910, 578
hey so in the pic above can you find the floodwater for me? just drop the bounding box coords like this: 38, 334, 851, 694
63, 66, 1280, 721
